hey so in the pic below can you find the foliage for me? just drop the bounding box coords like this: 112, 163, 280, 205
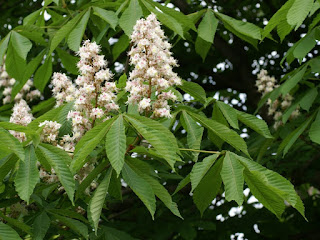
0, 0, 319, 239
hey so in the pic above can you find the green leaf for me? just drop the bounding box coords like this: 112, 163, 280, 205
0, 128, 25, 161
105, 116, 126, 176
280, 66, 307, 96
188, 112, 249, 156
193, 157, 223, 215
76, 160, 109, 199
198, 10, 218, 43
221, 152, 244, 205
261, 0, 294, 39
173, 174, 190, 195
208, 103, 227, 149
215, 12, 261, 40
124, 114, 180, 169
56, 48, 79, 75
178, 80, 206, 104
119, 0, 143, 36
190, 154, 219, 192
0, 33, 11, 65
116, 73, 127, 88
32, 212, 51, 240
52, 214, 88, 239
195, 37, 211, 61
181, 111, 203, 161
112, 34, 130, 61
236, 110, 273, 138
127, 160, 182, 218
0, 211, 31, 234
12, 50, 46, 99
287, 0, 314, 30
23, 9, 41, 25
67, 10, 90, 52
0, 154, 18, 182
0, 222, 22, 240
237, 155, 306, 219
93, 7, 118, 30
71, 117, 115, 173
278, 114, 315, 156
216, 101, 239, 129
10, 31, 32, 60
49, 11, 85, 54
293, 30, 316, 60
88, 168, 112, 232
309, 110, 320, 144
14, 145, 39, 203
141, 0, 185, 38
5, 41, 26, 82
33, 56, 52, 92
38, 143, 75, 203
299, 88, 318, 111
122, 162, 156, 218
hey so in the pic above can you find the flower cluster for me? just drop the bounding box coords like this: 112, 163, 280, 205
126, 13, 181, 118
9, 100, 33, 142
0, 58, 41, 104
256, 70, 300, 129
51, 40, 119, 151
39, 120, 62, 145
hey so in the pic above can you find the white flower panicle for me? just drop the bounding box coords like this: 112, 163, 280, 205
51, 40, 119, 151
39, 120, 62, 144
0, 58, 41, 104
9, 100, 33, 142
126, 13, 181, 118
256, 70, 300, 129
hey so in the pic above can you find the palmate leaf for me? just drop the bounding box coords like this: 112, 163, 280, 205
127, 160, 182, 218
105, 115, 126, 176
5, 40, 26, 82
88, 168, 112, 233
119, 0, 143, 36
180, 111, 203, 162
190, 154, 219, 192
0, 128, 25, 161
124, 114, 180, 169
220, 152, 244, 205
67, 9, 90, 52
38, 143, 75, 203
193, 157, 223, 215
188, 111, 249, 156
71, 117, 116, 173
208, 103, 227, 149
0, 222, 22, 240
0, 211, 31, 234
14, 145, 39, 203
235, 153, 306, 219
122, 162, 156, 219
